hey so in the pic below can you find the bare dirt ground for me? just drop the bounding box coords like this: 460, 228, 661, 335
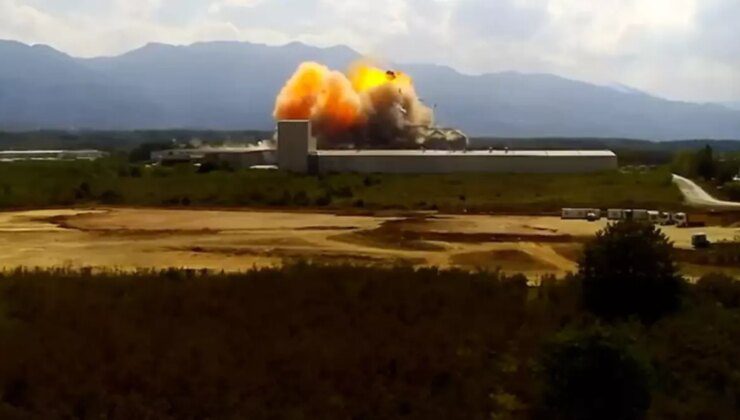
0, 208, 737, 278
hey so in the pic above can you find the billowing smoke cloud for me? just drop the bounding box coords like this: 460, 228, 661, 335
273, 61, 435, 148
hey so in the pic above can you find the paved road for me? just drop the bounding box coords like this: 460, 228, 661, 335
672, 174, 740, 208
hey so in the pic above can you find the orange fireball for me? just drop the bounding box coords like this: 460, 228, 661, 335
273, 59, 433, 145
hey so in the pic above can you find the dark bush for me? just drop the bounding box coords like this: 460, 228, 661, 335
538, 329, 652, 420
695, 272, 740, 308
725, 182, 740, 201
580, 221, 684, 323
128, 142, 172, 162
74, 182, 92, 200
0, 265, 534, 419
98, 189, 123, 205
197, 161, 219, 173
332, 186, 354, 198
268, 190, 292, 206
315, 193, 332, 206
292, 191, 310, 206
363, 176, 380, 187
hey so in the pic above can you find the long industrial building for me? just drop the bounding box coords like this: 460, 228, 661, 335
277, 120, 618, 174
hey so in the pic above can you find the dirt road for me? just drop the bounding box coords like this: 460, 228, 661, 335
673, 174, 740, 208
0, 208, 736, 278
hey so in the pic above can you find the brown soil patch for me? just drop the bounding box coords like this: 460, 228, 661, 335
450, 250, 557, 272
0, 208, 736, 276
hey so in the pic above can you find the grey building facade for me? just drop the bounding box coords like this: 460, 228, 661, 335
277, 120, 618, 174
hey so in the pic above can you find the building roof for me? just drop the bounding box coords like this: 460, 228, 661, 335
0, 149, 105, 155
314, 150, 616, 157
153, 147, 273, 156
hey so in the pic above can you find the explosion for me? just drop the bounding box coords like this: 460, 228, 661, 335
273, 61, 434, 148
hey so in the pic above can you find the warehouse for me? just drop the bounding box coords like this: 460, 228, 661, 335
277, 120, 618, 174
151, 147, 276, 168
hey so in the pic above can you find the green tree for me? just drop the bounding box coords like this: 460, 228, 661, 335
715, 158, 740, 184
695, 272, 740, 308
670, 150, 696, 177
538, 328, 652, 420
128, 142, 172, 162
580, 220, 684, 323
695, 145, 716, 181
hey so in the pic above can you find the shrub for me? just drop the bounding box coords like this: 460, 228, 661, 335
695, 272, 740, 308
291, 191, 310, 206
98, 189, 123, 205
197, 161, 219, 173
580, 221, 684, 323
725, 182, 740, 201
315, 193, 332, 207
538, 328, 652, 420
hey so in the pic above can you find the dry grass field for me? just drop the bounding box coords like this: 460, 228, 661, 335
0, 208, 737, 278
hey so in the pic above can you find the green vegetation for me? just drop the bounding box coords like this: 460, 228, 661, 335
675, 242, 740, 268
672, 145, 740, 200
538, 328, 652, 420
0, 159, 683, 211
0, 264, 737, 418
580, 221, 684, 323
726, 182, 740, 201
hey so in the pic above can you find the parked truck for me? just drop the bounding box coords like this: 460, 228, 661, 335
658, 212, 673, 225
647, 210, 661, 224
673, 212, 688, 227
561, 208, 601, 221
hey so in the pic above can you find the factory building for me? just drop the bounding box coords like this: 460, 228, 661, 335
277, 120, 618, 174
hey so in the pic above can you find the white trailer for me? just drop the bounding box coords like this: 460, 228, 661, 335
648, 211, 661, 224
607, 209, 625, 220
562, 208, 601, 221
562, 208, 590, 220
632, 210, 650, 221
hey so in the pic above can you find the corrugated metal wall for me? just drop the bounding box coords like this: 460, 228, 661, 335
316, 154, 618, 174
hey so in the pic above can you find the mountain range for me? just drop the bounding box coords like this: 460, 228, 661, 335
1, 39, 739, 140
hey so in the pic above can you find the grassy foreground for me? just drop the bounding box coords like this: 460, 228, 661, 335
0, 159, 683, 212
0, 265, 738, 419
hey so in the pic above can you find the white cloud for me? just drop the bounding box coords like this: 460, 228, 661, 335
208, 0, 265, 14
0, 0, 738, 102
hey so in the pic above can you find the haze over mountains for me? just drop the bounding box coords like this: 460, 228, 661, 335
1, 39, 739, 140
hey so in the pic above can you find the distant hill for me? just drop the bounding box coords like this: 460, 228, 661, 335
1, 39, 739, 140
721, 102, 740, 111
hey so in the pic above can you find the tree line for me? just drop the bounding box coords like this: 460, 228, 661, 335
0, 221, 738, 419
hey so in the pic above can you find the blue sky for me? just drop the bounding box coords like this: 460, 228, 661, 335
1, 0, 738, 102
